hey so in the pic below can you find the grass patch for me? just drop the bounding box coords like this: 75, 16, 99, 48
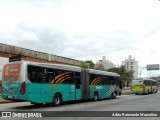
122, 91, 132, 95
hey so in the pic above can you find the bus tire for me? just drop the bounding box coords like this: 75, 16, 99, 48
53, 93, 62, 106
93, 92, 98, 101
111, 92, 116, 99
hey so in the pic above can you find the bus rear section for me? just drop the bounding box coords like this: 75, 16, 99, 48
2, 63, 26, 101
88, 69, 122, 100
131, 80, 150, 94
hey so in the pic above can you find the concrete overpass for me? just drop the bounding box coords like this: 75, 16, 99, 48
0, 43, 81, 66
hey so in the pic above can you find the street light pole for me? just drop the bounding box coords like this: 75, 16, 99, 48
139, 67, 146, 78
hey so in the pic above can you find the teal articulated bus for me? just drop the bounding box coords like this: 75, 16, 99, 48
2, 60, 122, 106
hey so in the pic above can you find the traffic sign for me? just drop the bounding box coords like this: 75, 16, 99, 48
147, 64, 159, 70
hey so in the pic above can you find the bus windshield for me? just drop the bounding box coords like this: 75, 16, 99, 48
3, 63, 21, 82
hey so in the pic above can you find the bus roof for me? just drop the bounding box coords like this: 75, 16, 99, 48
88, 69, 120, 77
27, 61, 82, 72
7, 61, 82, 72
132, 79, 157, 82
6, 61, 120, 76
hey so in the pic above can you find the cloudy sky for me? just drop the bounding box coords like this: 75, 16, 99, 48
0, 0, 160, 77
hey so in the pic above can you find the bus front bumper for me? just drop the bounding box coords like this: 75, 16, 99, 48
2, 94, 26, 101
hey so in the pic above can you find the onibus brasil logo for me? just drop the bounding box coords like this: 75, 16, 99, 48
1, 112, 42, 118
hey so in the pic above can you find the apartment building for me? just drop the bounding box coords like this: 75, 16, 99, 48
121, 55, 138, 79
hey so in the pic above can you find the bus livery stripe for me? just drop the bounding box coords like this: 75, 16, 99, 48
91, 77, 102, 85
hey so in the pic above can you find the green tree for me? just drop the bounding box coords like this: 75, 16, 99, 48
80, 60, 95, 69
107, 65, 134, 87
85, 60, 95, 69
80, 61, 89, 69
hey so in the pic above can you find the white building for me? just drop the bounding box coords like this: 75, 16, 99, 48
95, 56, 115, 70
0, 57, 9, 81
121, 55, 138, 79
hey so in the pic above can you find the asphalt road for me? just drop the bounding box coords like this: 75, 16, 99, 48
0, 92, 160, 120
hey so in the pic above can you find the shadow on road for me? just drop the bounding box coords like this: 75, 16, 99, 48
10, 97, 121, 110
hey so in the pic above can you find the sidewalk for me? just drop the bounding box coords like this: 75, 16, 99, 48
0, 98, 13, 103
0, 94, 13, 103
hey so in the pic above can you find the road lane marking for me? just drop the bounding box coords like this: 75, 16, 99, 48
46, 104, 87, 111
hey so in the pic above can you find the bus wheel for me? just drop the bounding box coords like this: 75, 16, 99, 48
53, 94, 62, 106
93, 92, 98, 101
111, 92, 116, 99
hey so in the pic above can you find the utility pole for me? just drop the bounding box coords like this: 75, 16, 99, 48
139, 67, 146, 78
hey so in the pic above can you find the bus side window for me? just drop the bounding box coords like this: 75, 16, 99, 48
27, 65, 42, 83
144, 80, 148, 86
114, 77, 118, 86
107, 76, 114, 85
103, 75, 109, 85
47, 74, 54, 83
41, 68, 47, 82
31, 71, 36, 82
96, 74, 103, 85
60, 71, 74, 84
55, 69, 64, 84
90, 74, 96, 85
41, 68, 54, 83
